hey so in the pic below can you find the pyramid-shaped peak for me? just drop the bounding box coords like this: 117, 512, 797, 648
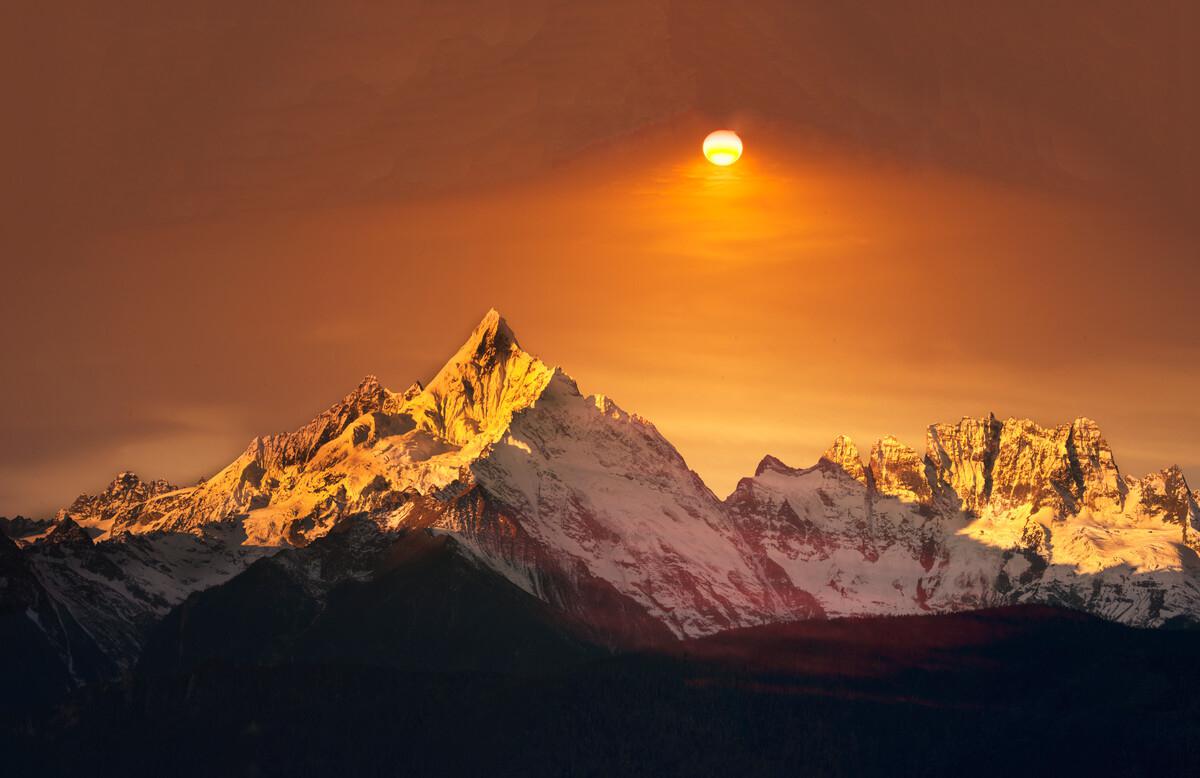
468, 308, 520, 356
408, 309, 556, 448
754, 454, 794, 477
479, 307, 508, 329
426, 310, 524, 380
45, 514, 93, 546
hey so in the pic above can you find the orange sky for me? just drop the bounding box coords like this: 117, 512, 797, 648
2, 2, 1198, 514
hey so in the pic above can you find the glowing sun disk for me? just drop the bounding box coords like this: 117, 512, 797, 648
703, 130, 743, 166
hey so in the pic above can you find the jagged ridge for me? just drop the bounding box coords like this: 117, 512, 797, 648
6, 310, 1200, 686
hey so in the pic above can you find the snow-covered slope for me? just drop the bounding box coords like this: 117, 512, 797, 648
6, 310, 1200, 682
728, 415, 1200, 626
50, 311, 820, 641
14, 519, 267, 679
461, 371, 822, 637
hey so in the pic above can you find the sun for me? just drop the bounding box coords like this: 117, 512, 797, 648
703, 130, 743, 166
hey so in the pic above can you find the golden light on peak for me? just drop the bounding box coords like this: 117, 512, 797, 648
702, 130, 743, 166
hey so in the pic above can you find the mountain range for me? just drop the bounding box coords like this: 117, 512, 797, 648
4, 309, 1199, 694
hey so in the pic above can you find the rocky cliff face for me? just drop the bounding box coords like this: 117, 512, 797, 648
405, 310, 557, 448
731, 413, 1200, 624
58, 471, 178, 541
868, 436, 932, 503
926, 414, 1001, 512
5, 310, 1200, 682
819, 435, 869, 485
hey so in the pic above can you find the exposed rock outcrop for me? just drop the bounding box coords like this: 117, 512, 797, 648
819, 435, 869, 485
8, 310, 1200, 683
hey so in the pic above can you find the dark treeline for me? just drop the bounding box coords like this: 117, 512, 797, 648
4, 606, 1199, 777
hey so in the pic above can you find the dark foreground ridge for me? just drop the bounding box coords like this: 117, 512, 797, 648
4, 605, 1199, 778
138, 522, 605, 678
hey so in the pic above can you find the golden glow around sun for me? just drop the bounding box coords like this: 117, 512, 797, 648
703, 130, 743, 166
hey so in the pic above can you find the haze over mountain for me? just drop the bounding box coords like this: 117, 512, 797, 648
5, 310, 1198, 696
6, 7, 1198, 775
4, 2, 1199, 519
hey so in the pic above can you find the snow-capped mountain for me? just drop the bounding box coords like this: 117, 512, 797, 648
4, 515, 265, 687
729, 419, 1200, 624
57, 471, 177, 542
4, 310, 1200, 686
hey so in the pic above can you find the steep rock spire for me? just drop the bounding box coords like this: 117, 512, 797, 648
1127, 465, 1194, 527
819, 435, 869, 485
987, 419, 1075, 512
59, 472, 177, 526
1067, 417, 1126, 511
406, 310, 557, 448
985, 417, 1125, 515
869, 435, 932, 503
926, 414, 1002, 513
